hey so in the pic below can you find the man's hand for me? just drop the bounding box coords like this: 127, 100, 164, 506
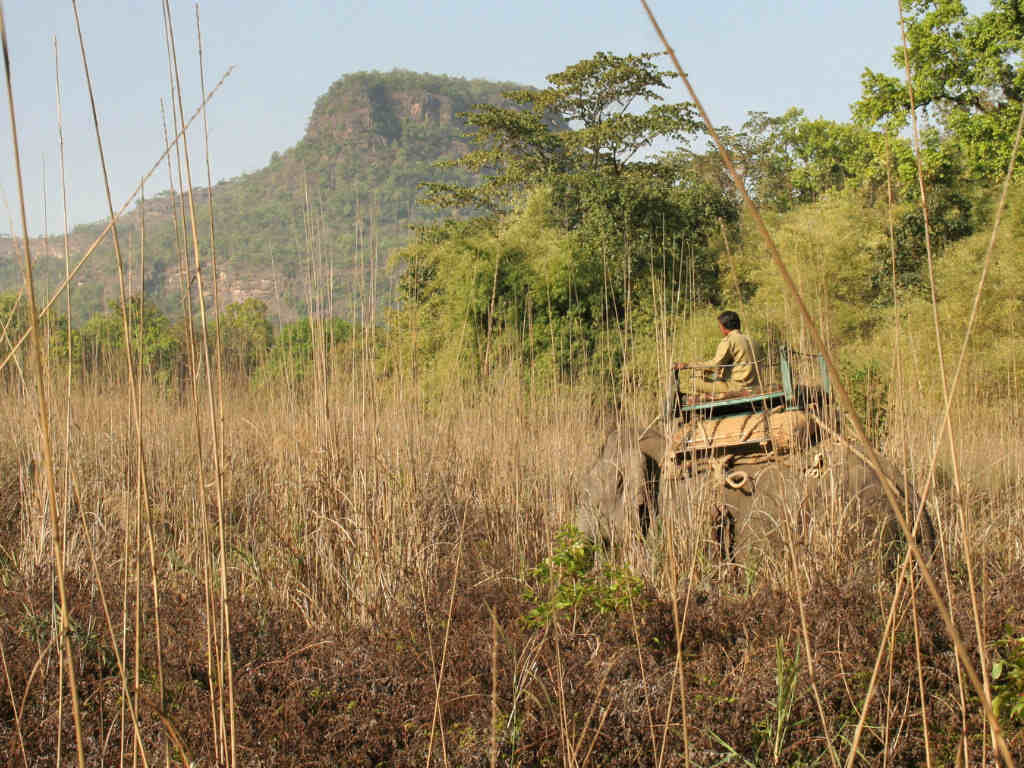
672, 362, 690, 371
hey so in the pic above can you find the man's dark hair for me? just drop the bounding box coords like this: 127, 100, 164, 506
717, 310, 741, 331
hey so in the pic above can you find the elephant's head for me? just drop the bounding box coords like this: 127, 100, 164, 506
577, 422, 664, 547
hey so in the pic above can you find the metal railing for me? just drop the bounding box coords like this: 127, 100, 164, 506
665, 347, 832, 423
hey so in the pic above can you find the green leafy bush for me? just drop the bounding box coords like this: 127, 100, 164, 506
992, 634, 1024, 725
522, 526, 643, 628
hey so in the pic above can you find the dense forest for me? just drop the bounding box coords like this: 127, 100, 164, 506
384, 2, 1024, 409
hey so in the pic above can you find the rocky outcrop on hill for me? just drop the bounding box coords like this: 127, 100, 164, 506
0, 70, 525, 321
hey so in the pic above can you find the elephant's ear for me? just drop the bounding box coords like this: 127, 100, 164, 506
638, 418, 665, 461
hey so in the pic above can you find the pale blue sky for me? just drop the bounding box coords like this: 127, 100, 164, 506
0, 0, 989, 235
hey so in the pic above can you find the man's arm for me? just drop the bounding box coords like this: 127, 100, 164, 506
674, 337, 732, 372
694, 337, 733, 370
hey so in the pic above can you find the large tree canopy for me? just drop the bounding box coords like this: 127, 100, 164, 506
855, 0, 1024, 179
421, 51, 734, 284
423, 51, 704, 215
712, 108, 880, 211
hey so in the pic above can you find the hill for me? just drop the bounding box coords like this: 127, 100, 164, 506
0, 70, 524, 321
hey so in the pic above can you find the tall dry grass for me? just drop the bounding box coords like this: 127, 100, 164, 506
2, 366, 595, 621
1, 348, 1023, 763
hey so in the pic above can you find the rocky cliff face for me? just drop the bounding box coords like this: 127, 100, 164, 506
0, 70, 526, 321
298, 70, 515, 165
306, 83, 459, 148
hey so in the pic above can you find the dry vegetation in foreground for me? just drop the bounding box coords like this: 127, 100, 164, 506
0, 364, 1022, 767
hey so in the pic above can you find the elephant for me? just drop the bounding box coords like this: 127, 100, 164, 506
579, 415, 934, 574
578, 420, 663, 547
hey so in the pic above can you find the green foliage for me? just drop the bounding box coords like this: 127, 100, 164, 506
43, 313, 81, 370
0, 292, 27, 332
892, 180, 1024, 398
521, 526, 644, 628
767, 638, 802, 760
855, 0, 1024, 181
3, 286, 364, 389
709, 105, 972, 220
78, 297, 182, 377
718, 108, 879, 210
0, 293, 28, 382
425, 52, 700, 210
219, 299, 274, 375
733, 191, 892, 344
423, 52, 729, 279
398, 52, 736, 382
392, 188, 588, 383
257, 315, 353, 383
991, 634, 1024, 725
839, 357, 891, 441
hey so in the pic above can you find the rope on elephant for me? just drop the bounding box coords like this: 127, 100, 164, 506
724, 470, 749, 489
708, 455, 752, 492
739, 404, 785, 444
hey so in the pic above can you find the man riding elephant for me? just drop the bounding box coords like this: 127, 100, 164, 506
579, 309, 933, 567
674, 310, 761, 394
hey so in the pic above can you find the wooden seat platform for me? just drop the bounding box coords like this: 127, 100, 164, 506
680, 385, 786, 411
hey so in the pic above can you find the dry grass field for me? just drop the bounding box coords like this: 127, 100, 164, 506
1, 357, 1022, 766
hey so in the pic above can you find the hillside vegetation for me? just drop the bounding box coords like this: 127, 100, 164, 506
0, 69, 520, 320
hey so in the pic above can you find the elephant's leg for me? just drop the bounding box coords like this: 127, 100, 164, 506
712, 504, 735, 562
657, 467, 758, 573
721, 465, 794, 571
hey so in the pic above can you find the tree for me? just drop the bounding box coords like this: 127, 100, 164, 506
0, 292, 27, 343
708, 109, 934, 212
219, 299, 273, 376
424, 51, 703, 215
854, 0, 1024, 180
79, 298, 181, 378
415, 51, 737, 354
395, 188, 582, 379
404, 52, 736, 380
258, 315, 353, 383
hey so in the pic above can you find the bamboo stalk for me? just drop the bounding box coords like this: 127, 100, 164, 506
885, 134, 934, 768
160, 19, 222, 765
195, 5, 227, 473
0, 8, 87, 767
893, 9, 982, 761
162, 3, 237, 764
131, 184, 146, 768
53, 34, 73, 768
71, 1, 156, 760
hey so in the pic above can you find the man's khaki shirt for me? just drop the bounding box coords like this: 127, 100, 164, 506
697, 329, 758, 387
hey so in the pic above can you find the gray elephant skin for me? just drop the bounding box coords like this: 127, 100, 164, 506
579, 422, 933, 572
